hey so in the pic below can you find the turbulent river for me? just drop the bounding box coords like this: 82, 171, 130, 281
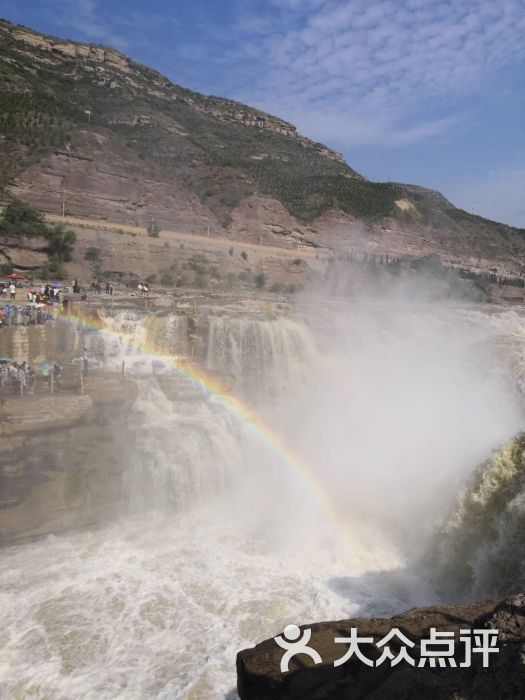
2, 301, 525, 698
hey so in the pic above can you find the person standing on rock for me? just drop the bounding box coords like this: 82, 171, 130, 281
40, 362, 50, 390
17, 365, 26, 393
82, 348, 89, 373
27, 367, 35, 395
52, 363, 62, 390
9, 283, 16, 300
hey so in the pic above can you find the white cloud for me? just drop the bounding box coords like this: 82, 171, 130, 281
449, 166, 525, 228
49, 0, 118, 43
216, 0, 525, 148
43, 0, 167, 51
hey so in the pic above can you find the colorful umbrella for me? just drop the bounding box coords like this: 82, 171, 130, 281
7, 273, 25, 280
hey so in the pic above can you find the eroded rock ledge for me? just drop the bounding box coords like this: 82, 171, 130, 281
237, 594, 525, 699
0, 374, 138, 545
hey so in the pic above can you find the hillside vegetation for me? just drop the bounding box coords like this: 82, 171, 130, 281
1, 18, 523, 241
0, 199, 76, 277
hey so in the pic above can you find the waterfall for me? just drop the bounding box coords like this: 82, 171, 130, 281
83, 308, 146, 368
427, 432, 525, 599
82, 310, 188, 371
206, 316, 317, 397
5, 301, 525, 698
123, 378, 245, 512
144, 314, 189, 356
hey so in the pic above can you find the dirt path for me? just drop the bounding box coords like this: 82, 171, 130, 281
45, 214, 321, 262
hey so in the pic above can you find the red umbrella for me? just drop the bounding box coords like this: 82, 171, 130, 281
7, 273, 25, 280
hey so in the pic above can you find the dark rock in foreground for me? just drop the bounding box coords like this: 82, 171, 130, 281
237, 594, 525, 699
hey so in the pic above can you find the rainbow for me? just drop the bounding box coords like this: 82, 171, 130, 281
62, 306, 357, 547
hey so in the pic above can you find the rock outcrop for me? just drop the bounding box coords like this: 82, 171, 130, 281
237, 595, 525, 699
0, 373, 137, 545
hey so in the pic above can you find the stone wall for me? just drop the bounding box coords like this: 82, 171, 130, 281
0, 321, 79, 363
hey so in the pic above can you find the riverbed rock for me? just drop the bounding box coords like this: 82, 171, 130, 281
237, 594, 525, 699
0, 374, 137, 545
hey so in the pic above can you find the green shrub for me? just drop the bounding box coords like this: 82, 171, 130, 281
254, 272, 266, 289
42, 256, 65, 279
84, 246, 101, 263
240, 251, 248, 261
3, 199, 44, 228
237, 270, 252, 282
46, 224, 76, 261
194, 272, 208, 288
0, 199, 75, 261
161, 271, 174, 286
147, 219, 161, 237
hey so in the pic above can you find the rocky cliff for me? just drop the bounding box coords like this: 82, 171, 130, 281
0, 373, 137, 545
1, 19, 525, 279
237, 594, 525, 699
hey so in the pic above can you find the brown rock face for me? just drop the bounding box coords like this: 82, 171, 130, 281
237, 595, 525, 699
0, 374, 138, 545
8, 129, 221, 235
2, 19, 525, 283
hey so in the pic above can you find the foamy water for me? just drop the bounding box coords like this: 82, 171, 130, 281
2, 303, 525, 698
0, 510, 418, 700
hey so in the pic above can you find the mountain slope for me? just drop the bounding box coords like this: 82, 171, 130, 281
1, 19, 525, 277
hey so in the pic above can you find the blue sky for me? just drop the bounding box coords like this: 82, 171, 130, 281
1, 0, 525, 226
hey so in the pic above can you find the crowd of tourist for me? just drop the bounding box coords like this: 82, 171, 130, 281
0, 273, 113, 402
0, 304, 57, 327
0, 277, 115, 327
0, 282, 63, 327
0, 282, 18, 299
0, 359, 62, 395
0, 275, 138, 332
89, 278, 114, 295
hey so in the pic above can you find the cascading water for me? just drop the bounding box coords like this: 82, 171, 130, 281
145, 315, 189, 357
81, 310, 190, 372
123, 378, 245, 512
83, 308, 146, 368
2, 301, 525, 698
206, 316, 316, 397
427, 432, 525, 600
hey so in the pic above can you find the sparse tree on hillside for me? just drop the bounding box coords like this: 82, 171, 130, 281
84, 246, 102, 263
147, 219, 161, 237
255, 272, 266, 289
0, 198, 76, 261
